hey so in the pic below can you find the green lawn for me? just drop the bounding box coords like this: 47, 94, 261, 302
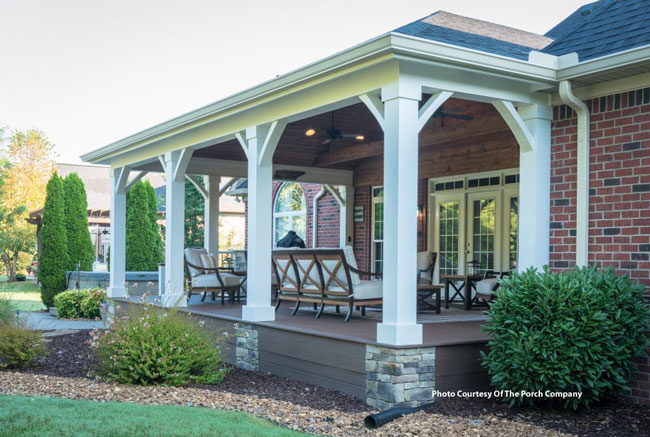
0, 395, 305, 437
0, 279, 45, 311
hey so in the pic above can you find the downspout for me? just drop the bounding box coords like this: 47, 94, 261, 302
312, 186, 327, 248
559, 80, 590, 267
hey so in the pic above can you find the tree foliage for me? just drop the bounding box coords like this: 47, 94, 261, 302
39, 174, 69, 307
0, 159, 31, 281
63, 173, 94, 270
126, 181, 162, 271
185, 179, 205, 248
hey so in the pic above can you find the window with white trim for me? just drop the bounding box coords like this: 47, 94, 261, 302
273, 182, 306, 245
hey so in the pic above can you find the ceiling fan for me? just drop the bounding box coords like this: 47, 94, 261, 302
306, 113, 365, 144
432, 108, 474, 127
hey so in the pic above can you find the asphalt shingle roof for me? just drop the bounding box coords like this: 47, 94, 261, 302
543, 0, 650, 61
394, 11, 552, 60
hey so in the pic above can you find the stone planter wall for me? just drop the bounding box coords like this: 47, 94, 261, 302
365, 345, 436, 409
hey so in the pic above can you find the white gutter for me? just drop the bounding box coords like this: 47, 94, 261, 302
558, 80, 590, 267
311, 186, 327, 247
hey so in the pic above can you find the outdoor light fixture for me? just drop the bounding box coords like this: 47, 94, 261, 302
305, 129, 316, 136
355, 135, 365, 141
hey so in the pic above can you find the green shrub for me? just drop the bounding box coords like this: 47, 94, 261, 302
54, 290, 86, 319
482, 266, 650, 410
54, 289, 106, 319
63, 173, 95, 271
94, 306, 230, 386
0, 323, 47, 368
0, 296, 15, 325
39, 173, 69, 307
80, 289, 106, 319
15, 273, 26, 282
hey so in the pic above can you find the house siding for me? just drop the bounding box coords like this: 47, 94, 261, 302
550, 88, 650, 405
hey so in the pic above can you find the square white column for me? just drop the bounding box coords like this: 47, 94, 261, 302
108, 167, 128, 298
162, 150, 188, 307
237, 121, 285, 322
377, 88, 423, 346
518, 104, 552, 270
204, 175, 220, 255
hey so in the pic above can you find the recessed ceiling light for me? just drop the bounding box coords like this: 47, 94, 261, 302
355, 135, 365, 141
305, 129, 316, 137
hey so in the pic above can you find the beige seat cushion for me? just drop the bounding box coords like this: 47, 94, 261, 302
185, 248, 208, 277
475, 278, 499, 295
341, 246, 361, 286
200, 254, 218, 270
191, 272, 240, 288
417, 252, 433, 282
350, 280, 383, 300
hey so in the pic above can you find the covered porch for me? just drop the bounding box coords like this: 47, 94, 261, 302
83, 32, 558, 407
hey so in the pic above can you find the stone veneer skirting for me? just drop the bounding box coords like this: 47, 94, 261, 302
236, 323, 259, 371
365, 345, 436, 409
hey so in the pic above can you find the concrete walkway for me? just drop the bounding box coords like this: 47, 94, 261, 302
18, 311, 104, 330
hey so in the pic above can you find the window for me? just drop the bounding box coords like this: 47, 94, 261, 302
372, 187, 384, 274
273, 183, 306, 245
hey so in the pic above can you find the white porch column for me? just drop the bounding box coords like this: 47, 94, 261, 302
518, 104, 552, 270
162, 150, 192, 307
339, 185, 354, 247
108, 167, 129, 298
236, 120, 286, 321
204, 175, 220, 254
377, 86, 422, 345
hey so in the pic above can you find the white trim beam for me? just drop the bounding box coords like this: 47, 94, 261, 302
359, 94, 385, 129
219, 177, 238, 196
125, 171, 147, 192
185, 175, 208, 199
417, 91, 453, 132
492, 100, 535, 153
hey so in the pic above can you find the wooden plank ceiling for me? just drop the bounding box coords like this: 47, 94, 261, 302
192, 98, 518, 180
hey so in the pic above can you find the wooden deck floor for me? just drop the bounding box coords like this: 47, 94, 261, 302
185, 297, 490, 348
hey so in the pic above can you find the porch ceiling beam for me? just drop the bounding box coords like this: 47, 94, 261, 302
125, 171, 147, 192
185, 175, 208, 199
316, 140, 383, 166
492, 100, 535, 152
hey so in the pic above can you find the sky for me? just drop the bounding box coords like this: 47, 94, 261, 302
0, 0, 592, 164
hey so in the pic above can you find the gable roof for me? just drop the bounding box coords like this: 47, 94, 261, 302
394, 11, 553, 60
543, 0, 650, 61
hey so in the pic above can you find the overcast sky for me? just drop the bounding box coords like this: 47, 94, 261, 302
0, 0, 591, 164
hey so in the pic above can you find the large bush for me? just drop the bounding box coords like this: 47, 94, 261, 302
39, 173, 69, 307
126, 181, 162, 271
54, 289, 106, 319
0, 295, 15, 325
63, 173, 94, 271
482, 266, 650, 410
0, 322, 47, 369
93, 306, 229, 386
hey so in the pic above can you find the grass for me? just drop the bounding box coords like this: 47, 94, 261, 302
0, 279, 45, 312
0, 395, 306, 437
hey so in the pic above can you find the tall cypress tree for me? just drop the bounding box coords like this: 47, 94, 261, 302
185, 178, 205, 248
125, 181, 153, 271
39, 173, 69, 307
144, 181, 163, 265
63, 173, 94, 271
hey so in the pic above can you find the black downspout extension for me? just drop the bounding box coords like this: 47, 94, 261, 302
363, 403, 434, 429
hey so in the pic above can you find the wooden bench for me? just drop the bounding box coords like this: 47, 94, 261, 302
272, 247, 382, 322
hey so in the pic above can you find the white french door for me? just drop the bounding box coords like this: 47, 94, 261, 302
466, 191, 502, 274
431, 193, 466, 281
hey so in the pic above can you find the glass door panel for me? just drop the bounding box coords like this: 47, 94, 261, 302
467, 192, 501, 274
433, 194, 465, 278
372, 188, 384, 274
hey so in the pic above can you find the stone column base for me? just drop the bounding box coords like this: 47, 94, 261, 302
236, 323, 259, 371
366, 345, 435, 409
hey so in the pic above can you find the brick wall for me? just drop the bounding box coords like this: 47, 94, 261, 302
550, 87, 650, 405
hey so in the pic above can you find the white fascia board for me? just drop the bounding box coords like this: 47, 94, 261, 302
550, 71, 650, 105
557, 44, 650, 81
83, 33, 566, 168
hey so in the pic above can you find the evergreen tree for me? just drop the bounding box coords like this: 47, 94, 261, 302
144, 181, 164, 265
63, 173, 94, 270
39, 174, 69, 307
125, 181, 154, 271
185, 179, 205, 248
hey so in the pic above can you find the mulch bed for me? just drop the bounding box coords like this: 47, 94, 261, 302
2, 330, 649, 436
